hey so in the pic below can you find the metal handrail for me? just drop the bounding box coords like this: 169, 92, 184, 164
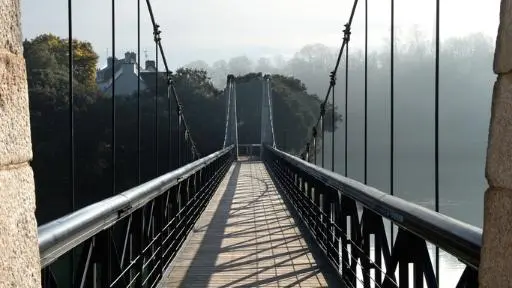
264, 145, 482, 269
38, 145, 234, 268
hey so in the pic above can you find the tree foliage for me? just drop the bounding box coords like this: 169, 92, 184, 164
26, 36, 330, 224
24, 33, 99, 92
172, 70, 340, 154
231, 73, 340, 152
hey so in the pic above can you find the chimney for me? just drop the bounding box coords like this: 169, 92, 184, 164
145, 60, 156, 71
124, 52, 131, 63
107, 57, 114, 67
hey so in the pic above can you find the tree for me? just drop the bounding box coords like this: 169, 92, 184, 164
174, 68, 217, 98
72, 40, 98, 90
24, 34, 99, 92
25, 34, 102, 224
220, 73, 341, 152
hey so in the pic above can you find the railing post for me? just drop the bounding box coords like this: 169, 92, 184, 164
339, 195, 356, 286
305, 143, 311, 163
334, 191, 342, 268
322, 186, 335, 261
96, 230, 112, 287
175, 181, 184, 255
169, 184, 179, 259
313, 182, 321, 240
312, 127, 317, 165
156, 189, 164, 281
132, 207, 144, 287
300, 176, 306, 197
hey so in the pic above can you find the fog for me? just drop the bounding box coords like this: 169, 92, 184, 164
184, 28, 495, 228
21, 0, 499, 285
186, 31, 495, 286
21, 0, 496, 242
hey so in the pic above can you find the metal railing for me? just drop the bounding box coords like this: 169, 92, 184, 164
264, 145, 480, 288
40, 146, 234, 287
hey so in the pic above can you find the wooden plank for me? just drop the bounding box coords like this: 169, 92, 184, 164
159, 161, 333, 287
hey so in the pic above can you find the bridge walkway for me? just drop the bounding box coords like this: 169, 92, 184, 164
159, 160, 339, 287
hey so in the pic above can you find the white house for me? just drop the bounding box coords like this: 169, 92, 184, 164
96, 52, 161, 97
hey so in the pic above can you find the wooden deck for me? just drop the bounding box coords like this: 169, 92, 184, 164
159, 161, 338, 287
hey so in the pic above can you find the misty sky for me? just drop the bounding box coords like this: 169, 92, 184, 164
21, 0, 500, 69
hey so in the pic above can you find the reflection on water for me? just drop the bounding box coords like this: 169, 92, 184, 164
345, 206, 474, 287
436, 250, 466, 288
346, 238, 467, 287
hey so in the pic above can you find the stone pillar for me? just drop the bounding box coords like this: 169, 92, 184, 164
0, 0, 41, 287
480, 1, 512, 286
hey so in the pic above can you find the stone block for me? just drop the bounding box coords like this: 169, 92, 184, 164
494, 0, 512, 73
486, 73, 512, 189
0, 0, 22, 55
480, 188, 512, 287
0, 52, 32, 166
0, 164, 40, 288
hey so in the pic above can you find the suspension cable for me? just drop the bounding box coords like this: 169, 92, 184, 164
266, 75, 276, 147
67, 0, 75, 285
109, 0, 116, 283
390, 0, 395, 245
435, 0, 441, 283
145, 0, 201, 160
167, 76, 172, 169
344, 25, 350, 177
154, 27, 159, 176
298, 0, 359, 159
364, 0, 368, 184
137, 0, 141, 182
321, 102, 325, 168
68, 0, 75, 213
330, 72, 335, 172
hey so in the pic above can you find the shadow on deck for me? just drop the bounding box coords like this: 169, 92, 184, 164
159, 161, 341, 287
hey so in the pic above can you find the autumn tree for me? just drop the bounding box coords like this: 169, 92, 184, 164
24, 33, 99, 92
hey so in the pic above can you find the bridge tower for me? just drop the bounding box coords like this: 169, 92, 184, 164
223, 74, 239, 159
260, 74, 276, 157
480, 0, 512, 286
0, 1, 41, 287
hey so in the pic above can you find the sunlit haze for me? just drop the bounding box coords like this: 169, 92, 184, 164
21, 0, 500, 69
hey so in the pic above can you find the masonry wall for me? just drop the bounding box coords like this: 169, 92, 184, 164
480, 0, 512, 286
0, 0, 41, 287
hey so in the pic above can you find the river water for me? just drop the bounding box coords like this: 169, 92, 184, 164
305, 20, 496, 285
312, 48, 492, 286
